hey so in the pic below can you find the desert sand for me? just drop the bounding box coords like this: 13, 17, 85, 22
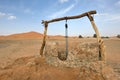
0, 32, 120, 80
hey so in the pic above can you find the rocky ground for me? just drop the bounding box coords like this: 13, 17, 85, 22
0, 38, 119, 80
45, 41, 99, 67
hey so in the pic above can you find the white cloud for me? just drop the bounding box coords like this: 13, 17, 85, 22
106, 14, 120, 22
8, 15, 16, 20
95, 13, 120, 22
96, 13, 108, 16
59, 0, 69, 3
115, 0, 120, 7
0, 12, 16, 20
49, 4, 75, 18
0, 12, 6, 17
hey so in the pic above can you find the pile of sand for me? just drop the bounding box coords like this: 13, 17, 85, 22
0, 31, 43, 39
0, 56, 118, 80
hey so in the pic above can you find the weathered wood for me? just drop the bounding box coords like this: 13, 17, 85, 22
87, 14, 106, 61
40, 10, 106, 62
40, 22, 48, 56
42, 10, 96, 24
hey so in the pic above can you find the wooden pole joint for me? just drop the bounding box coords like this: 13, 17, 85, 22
87, 13, 94, 21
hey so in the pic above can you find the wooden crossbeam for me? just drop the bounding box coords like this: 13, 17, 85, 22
42, 10, 96, 24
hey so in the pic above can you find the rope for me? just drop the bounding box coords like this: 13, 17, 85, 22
65, 19, 68, 58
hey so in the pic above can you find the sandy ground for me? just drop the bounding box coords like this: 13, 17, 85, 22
0, 38, 120, 80
104, 39, 120, 63
0, 39, 42, 67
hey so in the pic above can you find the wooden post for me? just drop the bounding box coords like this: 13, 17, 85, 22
87, 14, 106, 61
40, 21, 48, 56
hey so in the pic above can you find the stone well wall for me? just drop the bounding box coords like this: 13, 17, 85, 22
44, 41, 100, 68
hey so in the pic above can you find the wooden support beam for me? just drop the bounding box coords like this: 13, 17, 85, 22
87, 14, 106, 61
40, 22, 48, 56
42, 10, 96, 24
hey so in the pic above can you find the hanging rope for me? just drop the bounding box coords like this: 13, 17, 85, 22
65, 19, 68, 58
58, 19, 69, 61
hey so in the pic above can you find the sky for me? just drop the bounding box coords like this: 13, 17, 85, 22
0, 0, 120, 36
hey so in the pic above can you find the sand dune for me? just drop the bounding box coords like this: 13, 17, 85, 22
0, 31, 43, 39
0, 31, 66, 39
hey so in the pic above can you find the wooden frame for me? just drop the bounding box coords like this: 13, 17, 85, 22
40, 10, 106, 61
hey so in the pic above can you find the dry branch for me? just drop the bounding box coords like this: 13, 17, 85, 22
42, 10, 96, 24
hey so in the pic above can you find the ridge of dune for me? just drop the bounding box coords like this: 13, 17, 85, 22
0, 31, 65, 39
0, 31, 43, 39
49, 35, 64, 39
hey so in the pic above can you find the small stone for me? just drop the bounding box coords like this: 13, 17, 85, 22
26, 61, 35, 67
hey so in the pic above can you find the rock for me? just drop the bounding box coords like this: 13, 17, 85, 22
26, 61, 36, 67
58, 50, 67, 61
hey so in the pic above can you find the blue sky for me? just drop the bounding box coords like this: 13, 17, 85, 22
0, 0, 120, 36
